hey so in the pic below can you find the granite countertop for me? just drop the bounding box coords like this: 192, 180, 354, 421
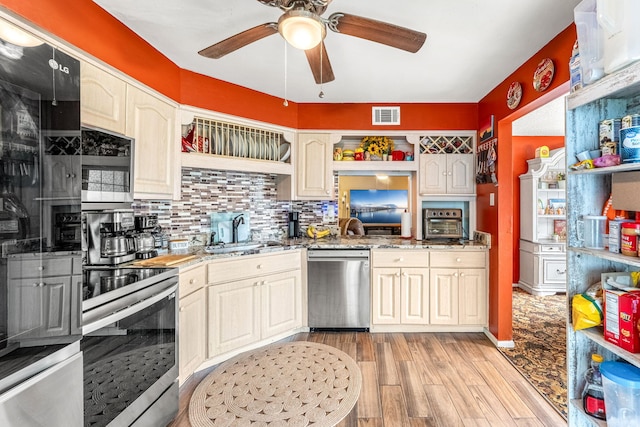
168, 235, 489, 269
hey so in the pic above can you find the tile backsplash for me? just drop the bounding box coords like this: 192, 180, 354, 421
133, 168, 334, 244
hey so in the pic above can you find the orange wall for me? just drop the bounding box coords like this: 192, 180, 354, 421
477, 24, 576, 342
298, 103, 478, 130
511, 136, 565, 283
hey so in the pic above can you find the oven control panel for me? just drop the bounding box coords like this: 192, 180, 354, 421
425, 208, 462, 218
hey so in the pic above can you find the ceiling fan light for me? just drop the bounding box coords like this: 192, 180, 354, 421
278, 10, 325, 51
0, 20, 43, 47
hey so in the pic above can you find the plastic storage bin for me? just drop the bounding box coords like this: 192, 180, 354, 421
574, 0, 604, 84
600, 361, 640, 426
597, 0, 640, 74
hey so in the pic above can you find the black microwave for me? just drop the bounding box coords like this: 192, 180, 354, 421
81, 126, 134, 206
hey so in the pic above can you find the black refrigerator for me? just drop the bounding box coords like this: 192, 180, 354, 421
0, 20, 83, 427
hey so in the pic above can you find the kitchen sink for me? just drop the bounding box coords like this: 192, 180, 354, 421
204, 241, 282, 254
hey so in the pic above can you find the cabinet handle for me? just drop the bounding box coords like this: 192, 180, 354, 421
402, 272, 407, 277
460, 273, 465, 277
395, 272, 401, 277
257, 264, 263, 269
442, 172, 447, 176
189, 279, 196, 284
448, 171, 452, 176
66, 173, 71, 178
179, 307, 184, 312
557, 269, 566, 275
32, 283, 39, 287
325, 190, 330, 195
396, 258, 404, 262
454, 273, 458, 277
38, 266, 44, 271
456, 257, 461, 263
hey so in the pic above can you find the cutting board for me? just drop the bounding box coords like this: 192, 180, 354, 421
133, 254, 197, 266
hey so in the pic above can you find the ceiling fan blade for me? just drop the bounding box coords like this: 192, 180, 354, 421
198, 23, 278, 59
328, 13, 426, 53
304, 42, 335, 84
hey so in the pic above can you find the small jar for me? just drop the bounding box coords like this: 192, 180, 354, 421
620, 223, 640, 256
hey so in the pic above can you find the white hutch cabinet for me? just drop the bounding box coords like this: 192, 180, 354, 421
518, 148, 567, 295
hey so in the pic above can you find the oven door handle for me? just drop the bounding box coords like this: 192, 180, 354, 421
82, 282, 177, 335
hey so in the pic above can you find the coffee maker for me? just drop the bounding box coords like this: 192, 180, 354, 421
134, 215, 159, 260
288, 212, 301, 238
83, 210, 136, 265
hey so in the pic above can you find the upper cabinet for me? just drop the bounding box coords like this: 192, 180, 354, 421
80, 61, 127, 135
295, 133, 333, 200
126, 85, 177, 199
81, 61, 178, 200
418, 134, 475, 195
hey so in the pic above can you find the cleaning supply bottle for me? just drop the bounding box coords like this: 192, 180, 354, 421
582, 353, 606, 419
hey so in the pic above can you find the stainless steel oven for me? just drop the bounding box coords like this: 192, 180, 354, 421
423, 208, 463, 240
82, 267, 178, 427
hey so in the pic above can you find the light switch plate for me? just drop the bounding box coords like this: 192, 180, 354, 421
489, 193, 495, 206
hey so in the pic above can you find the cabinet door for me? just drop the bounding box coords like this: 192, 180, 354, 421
126, 86, 176, 198
429, 268, 458, 325
447, 154, 475, 194
400, 268, 429, 325
8, 276, 71, 340
296, 133, 333, 199
80, 61, 127, 134
207, 279, 260, 357
179, 288, 206, 384
42, 155, 81, 200
419, 154, 447, 194
261, 270, 302, 339
458, 268, 487, 325
371, 268, 401, 324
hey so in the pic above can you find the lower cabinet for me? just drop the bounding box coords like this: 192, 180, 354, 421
429, 267, 486, 325
430, 251, 488, 327
371, 267, 429, 325
371, 249, 487, 331
6, 254, 81, 344
206, 251, 303, 358
518, 240, 566, 296
178, 264, 206, 384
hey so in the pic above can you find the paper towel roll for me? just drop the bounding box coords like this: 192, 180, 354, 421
401, 211, 412, 238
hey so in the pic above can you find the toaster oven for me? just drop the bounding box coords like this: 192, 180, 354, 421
423, 208, 463, 239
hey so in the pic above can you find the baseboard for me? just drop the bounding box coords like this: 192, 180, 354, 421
483, 327, 515, 348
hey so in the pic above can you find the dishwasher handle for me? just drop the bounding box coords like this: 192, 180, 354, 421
307, 250, 370, 261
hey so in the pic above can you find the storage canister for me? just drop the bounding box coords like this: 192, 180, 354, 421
600, 361, 640, 427
621, 222, 640, 256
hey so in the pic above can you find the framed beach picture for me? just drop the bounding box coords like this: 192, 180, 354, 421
554, 219, 566, 238
479, 115, 494, 142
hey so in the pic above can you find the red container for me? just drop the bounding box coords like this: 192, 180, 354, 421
604, 288, 640, 353
391, 150, 405, 161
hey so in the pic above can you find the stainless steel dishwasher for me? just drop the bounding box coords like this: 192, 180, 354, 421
307, 249, 370, 331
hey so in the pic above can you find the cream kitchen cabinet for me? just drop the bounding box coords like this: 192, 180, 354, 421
371, 250, 429, 327
295, 133, 333, 199
81, 60, 177, 199
42, 155, 81, 200
80, 61, 127, 135
178, 263, 206, 384
429, 251, 487, 326
419, 153, 475, 195
206, 250, 302, 357
6, 254, 81, 344
126, 85, 177, 199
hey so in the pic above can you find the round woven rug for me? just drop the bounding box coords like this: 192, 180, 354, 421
189, 341, 362, 427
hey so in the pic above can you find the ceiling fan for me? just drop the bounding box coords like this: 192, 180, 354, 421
198, 0, 427, 84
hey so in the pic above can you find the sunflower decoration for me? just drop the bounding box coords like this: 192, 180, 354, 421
359, 136, 395, 157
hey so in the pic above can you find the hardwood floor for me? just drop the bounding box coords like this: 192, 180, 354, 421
169, 332, 567, 427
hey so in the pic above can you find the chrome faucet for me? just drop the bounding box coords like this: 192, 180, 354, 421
232, 214, 245, 243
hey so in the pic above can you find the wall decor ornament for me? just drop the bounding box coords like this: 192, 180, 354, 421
533, 58, 554, 92
507, 81, 522, 110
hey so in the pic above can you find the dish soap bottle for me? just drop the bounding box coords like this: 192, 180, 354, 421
582, 353, 606, 420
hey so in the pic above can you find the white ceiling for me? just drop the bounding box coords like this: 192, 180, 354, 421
92, 0, 581, 104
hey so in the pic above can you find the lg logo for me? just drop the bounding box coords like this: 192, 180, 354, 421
48, 58, 69, 74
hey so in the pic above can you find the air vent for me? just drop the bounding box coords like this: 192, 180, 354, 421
372, 106, 400, 125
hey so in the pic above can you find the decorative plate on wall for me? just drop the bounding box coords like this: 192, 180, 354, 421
533, 58, 554, 92
507, 81, 522, 110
